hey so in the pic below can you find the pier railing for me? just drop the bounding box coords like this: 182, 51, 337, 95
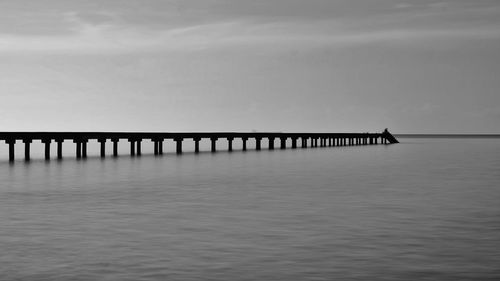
1, 131, 398, 162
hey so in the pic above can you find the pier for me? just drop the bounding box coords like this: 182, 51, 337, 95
1, 131, 398, 162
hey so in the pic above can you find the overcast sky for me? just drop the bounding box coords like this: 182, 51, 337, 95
1, 0, 499, 133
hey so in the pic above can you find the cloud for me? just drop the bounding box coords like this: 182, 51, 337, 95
332, 26, 500, 45
1, 11, 500, 55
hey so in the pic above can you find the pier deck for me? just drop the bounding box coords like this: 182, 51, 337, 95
1, 131, 398, 162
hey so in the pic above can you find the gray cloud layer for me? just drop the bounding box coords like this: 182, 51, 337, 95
2, 0, 499, 53
1, 0, 499, 133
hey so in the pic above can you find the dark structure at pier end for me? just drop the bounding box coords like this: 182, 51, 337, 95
1, 130, 399, 162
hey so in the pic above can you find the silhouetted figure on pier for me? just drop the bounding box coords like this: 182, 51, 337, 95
382, 128, 399, 144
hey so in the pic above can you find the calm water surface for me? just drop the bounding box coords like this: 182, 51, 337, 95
1, 138, 499, 280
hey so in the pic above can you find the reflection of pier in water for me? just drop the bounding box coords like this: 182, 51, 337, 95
1, 131, 399, 162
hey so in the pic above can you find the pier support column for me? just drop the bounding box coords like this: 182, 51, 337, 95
255, 137, 262, 151
291, 137, 297, 149
56, 139, 63, 160
82, 140, 88, 158
175, 138, 183, 154
194, 138, 200, 153
280, 137, 286, 149
23, 139, 32, 161
153, 140, 158, 155
129, 139, 136, 156
42, 139, 51, 160
210, 137, 218, 152
74, 140, 82, 159
136, 139, 142, 156
158, 139, 164, 155
112, 139, 119, 157
301, 137, 307, 148
6, 140, 15, 162
242, 137, 248, 151
227, 137, 234, 152
268, 137, 275, 150
329, 138, 332, 147
98, 139, 106, 158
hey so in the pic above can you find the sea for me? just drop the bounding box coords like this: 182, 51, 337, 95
1, 137, 499, 280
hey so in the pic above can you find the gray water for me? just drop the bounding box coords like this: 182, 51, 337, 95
1, 138, 499, 280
